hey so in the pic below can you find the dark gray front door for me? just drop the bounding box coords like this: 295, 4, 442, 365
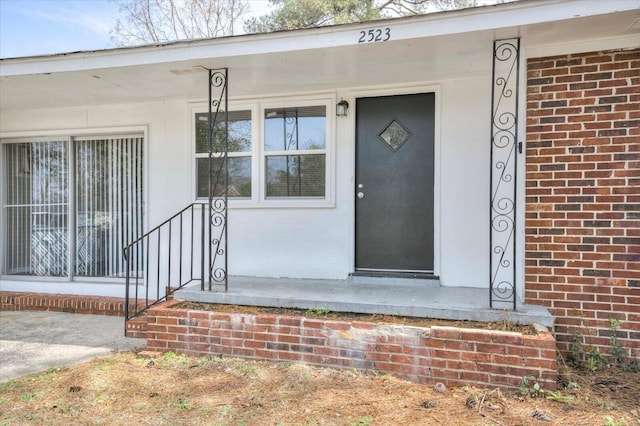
355, 93, 435, 273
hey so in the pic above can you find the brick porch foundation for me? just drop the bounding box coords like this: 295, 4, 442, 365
146, 300, 558, 389
0, 291, 139, 316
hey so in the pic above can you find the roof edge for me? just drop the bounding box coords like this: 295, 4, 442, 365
1, 0, 638, 76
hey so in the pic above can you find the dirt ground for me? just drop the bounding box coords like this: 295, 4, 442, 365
1, 352, 639, 425
1, 306, 638, 425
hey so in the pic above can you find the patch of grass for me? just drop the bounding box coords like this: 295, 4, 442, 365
177, 398, 191, 411
0, 379, 16, 391
518, 375, 545, 398
569, 332, 585, 367
162, 351, 178, 361
598, 399, 616, 411
496, 310, 520, 332
586, 349, 606, 373
19, 392, 37, 401
93, 358, 114, 371
304, 308, 330, 316
569, 317, 639, 373
17, 413, 35, 422
33, 367, 60, 381
226, 359, 258, 377
603, 416, 626, 426
608, 318, 640, 373
545, 389, 574, 404
351, 416, 373, 426
284, 363, 313, 387
91, 378, 109, 392
159, 351, 190, 368
133, 401, 148, 411
219, 405, 234, 416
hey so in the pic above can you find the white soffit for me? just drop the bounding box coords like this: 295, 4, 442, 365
0, 0, 639, 110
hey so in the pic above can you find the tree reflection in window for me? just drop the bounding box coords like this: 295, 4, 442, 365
264, 106, 326, 197
195, 110, 252, 198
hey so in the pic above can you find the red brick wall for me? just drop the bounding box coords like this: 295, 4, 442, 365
0, 291, 139, 316
146, 301, 557, 389
525, 48, 640, 356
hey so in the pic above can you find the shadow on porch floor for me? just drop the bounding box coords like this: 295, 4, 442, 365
174, 276, 553, 327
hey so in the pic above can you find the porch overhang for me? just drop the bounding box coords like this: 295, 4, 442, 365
1, 0, 638, 111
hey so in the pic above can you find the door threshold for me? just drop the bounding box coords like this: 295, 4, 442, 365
351, 270, 438, 280
349, 271, 440, 287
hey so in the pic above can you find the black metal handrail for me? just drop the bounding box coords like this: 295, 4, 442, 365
124, 68, 229, 333
124, 202, 210, 324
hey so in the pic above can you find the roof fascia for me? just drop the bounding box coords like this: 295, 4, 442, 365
1, 0, 638, 77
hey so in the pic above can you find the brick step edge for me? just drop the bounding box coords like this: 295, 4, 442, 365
1, 291, 146, 317
126, 315, 149, 339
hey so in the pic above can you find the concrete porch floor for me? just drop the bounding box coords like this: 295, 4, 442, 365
175, 276, 553, 327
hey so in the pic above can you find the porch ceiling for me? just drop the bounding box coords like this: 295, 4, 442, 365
0, 3, 638, 111
0, 31, 496, 110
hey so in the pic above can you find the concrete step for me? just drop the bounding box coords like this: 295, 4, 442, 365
175, 276, 554, 327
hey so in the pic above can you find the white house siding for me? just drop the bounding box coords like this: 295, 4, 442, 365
438, 77, 491, 287
0, 72, 493, 295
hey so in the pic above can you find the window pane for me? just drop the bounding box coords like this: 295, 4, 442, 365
3, 141, 69, 276
195, 110, 252, 154
266, 154, 325, 197
264, 106, 326, 151
75, 137, 144, 277
197, 157, 251, 198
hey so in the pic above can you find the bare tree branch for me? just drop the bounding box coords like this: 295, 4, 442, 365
244, 0, 482, 34
110, 0, 249, 46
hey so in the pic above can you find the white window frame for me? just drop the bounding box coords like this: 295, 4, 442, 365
192, 104, 257, 203
191, 95, 336, 209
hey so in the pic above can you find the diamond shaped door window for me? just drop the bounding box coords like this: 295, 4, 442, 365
378, 119, 412, 152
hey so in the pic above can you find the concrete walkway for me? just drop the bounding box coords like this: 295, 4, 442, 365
0, 311, 144, 382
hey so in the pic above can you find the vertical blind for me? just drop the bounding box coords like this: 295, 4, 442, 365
4, 141, 69, 276
75, 136, 144, 277
2, 136, 143, 278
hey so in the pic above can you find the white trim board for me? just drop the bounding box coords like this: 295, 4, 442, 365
2, 0, 638, 76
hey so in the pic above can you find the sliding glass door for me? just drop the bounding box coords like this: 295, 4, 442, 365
74, 136, 144, 277
3, 140, 69, 276
2, 135, 143, 279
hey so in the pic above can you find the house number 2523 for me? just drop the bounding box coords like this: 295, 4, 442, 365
358, 28, 391, 43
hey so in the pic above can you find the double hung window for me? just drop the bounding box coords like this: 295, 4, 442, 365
2, 135, 144, 278
264, 105, 326, 198
193, 99, 331, 204
195, 110, 252, 198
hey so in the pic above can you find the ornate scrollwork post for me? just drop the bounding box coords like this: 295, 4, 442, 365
490, 39, 519, 309
206, 68, 228, 291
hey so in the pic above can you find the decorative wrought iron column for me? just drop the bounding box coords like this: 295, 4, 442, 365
490, 38, 520, 310
205, 68, 228, 291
